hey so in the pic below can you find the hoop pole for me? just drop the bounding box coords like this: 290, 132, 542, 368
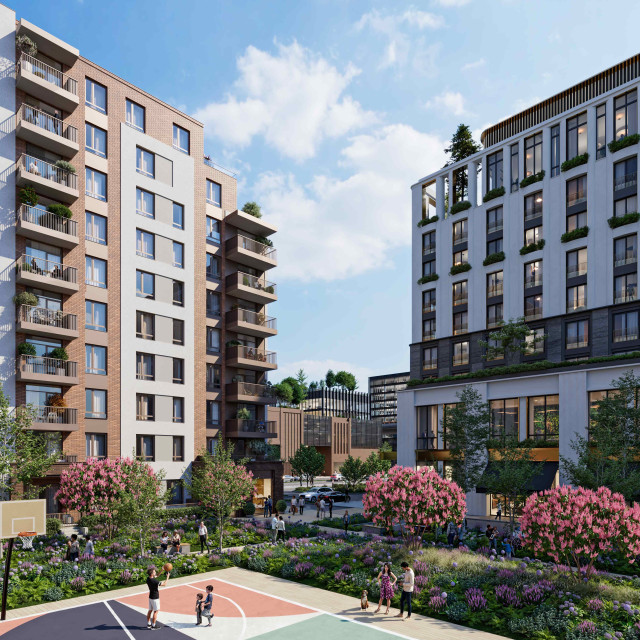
1, 538, 14, 620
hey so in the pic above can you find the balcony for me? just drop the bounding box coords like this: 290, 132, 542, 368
226, 345, 277, 371
452, 233, 468, 245
16, 205, 78, 248
525, 277, 543, 289
226, 272, 277, 305
16, 254, 78, 294
16, 104, 78, 156
17, 154, 79, 203
17, 19, 79, 66
16, 355, 79, 386
487, 221, 503, 233
16, 54, 79, 112
48, 454, 79, 476
614, 171, 637, 192
567, 192, 587, 208
226, 308, 277, 338
224, 209, 277, 237
567, 297, 587, 312
423, 331, 436, 341
30, 406, 78, 432
453, 295, 468, 306
453, 324, 468, 335
422, 303, 436, 313
16, 305, 78, 340
225, 419, 277, 439
226, 382, 277, 404
226, 235, 277, 271
615, 292, 637, 304
525, 310, 543, 321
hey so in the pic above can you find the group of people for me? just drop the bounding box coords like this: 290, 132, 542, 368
485, 524, 518, 559
289, 495, 305, 515
65, 534, 94, 561
363, 561, 415, 620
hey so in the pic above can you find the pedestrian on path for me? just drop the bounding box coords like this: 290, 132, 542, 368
276, 516, 286, 542
271, 514, 278, 543
291, 495, 297, 515
343, 511, 350, 534
299, 495, 305, 515
146, 566, 170, 630
319, 498, 326, 518
395, 561, 414, 620
495, 501, 502, 520
503, 537, 513, 560
316, 499, 321, 519
84, 535, 95, 558
198, 521, 210, 554
447, 520, 457, 546
263, 495, 270, 518
202, 585, 214, 627
375, 563, 397, 614
328, 497, 333, 519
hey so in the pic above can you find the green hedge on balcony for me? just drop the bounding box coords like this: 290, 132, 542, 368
449, 263, 472, 276
417, 274, 439, 284
561, 226, 589, 243
608, 133, 640, 153
561, 153, 589, 172
520, 170, 545, 189
519, 239, 545, 255
483, 251, 505, 266
449, 200, 471, 215
608, 212, 640, 229
483, 186, 505, 203
417, 216, 439, 227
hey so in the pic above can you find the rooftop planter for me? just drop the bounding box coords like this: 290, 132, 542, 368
449, 263, 471, 276
561, 226, 589, 243
520, 239, 545, 255
417, 216, 439, 227
561, 153, 589, 172
483, 251, 505, 266
608, 212, 640, 229
608, 133, 640, 154
417, 274, 439, 285
483, 186, 505, 203
449, 200, 471, 216
520, 170, 545, 189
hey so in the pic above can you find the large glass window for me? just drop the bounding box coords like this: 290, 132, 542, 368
206, 400, 220, 426
173, 358, 184, 384
26, 384, 61, 407
596, 104, 606, 159
136, 434, 155, 460
524, 260, 542, 288
615, 272, 638, 303
173, 280, 184, 306
136, 270, 154, 299
85, 78, 106, 113
524, 132, 542, 177
510, 143, 519, 192
525, 328, 545, 355
85, 256, 106, 288
206, 364, 221, 389
487, 206, 503, 232
85, 300, 106, 332
524, 225, 543, 246
173, 319, 184, 345
173, 203, 184, 229
126, 99, 145, 132
206, 327, 220, 352
86, 168, 106, 201
566, 248, 587, 278
173, 124, 189, 154
486, 150, 503, 191
85, 389, 106, 419
525, 294, 543, 320
172, 241, 184, 268
614, 194, 638, 218
136, 353, 154, 380
206, 180, 221, 206
452, 341, 469, 366
550, 124, 560, 177
487, 271, 503, 297
85, 212, 107, 245
423, 346, 438, 371
524, 192, 543, 220
614, 89, 637, 140
487, 303, 503, 328
614, 235, 637, 267
136, 229, 155, 259
423, 260, 436, 277
567, 210, 587, 233
173, 436, 185, 461
423, 318, 435, 340
136, 395, 154, 421
566, 112, 587, 159
136, 147, 154, 177
452, 281, 467, 305
422, 230, 435, 255
85, 123, 107, 158
136, 311, 155, 340
453, 312, 468, 335
613, 311, 639, 342
567, 284, 587, 312
136, 188, 154, 218
487, 237, 503, 255
528, 395, 559, 441
206, 290, 221, 316
206, 217, 220, 243
566, 319, 589, 349
490, 399, 519, 438
566, 175, 587, 208
206, 254, 221, 279
453, 249, 468, 266
86, 433, 106, 458
85, 344, 106, 375
614, 157, 638, 192
453, 219, 467, 244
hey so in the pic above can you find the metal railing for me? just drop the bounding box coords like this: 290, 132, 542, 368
567, 192, 587, 207
232, 271, 277, 295
18, 355, 77, 378
422, 303, 436, 313
453, 325, 469, 335
615, 253, 637, 267
229, 345, 277, 365
614, 171, 637, 191
18, 305, 77, 331
524, 204, 543, 220
568, 297, 588, 311
229, 308, 277, 329
453, 233, 468, 244
228, 419, 277, 434
422, 361, 437, 370
525, 310, 543, 320
31, 406, 78, 425
19, 154, 78, 190
18, 204, 77, 237
487, 285, 503, 297
19, 104, 78, 143
453, 295, 468, 305
487, 221, 503, 233
525, 276, 543, 288
615, 292, 637, 303
423, 245, 436, 255
613, 329, 639, 342
422, 331, 436, 341
237, 235, 277, 260
226, 382, 276, 399
567, 262, 587, 278
17, 254, 77, 284
452, 355, 469, 366
417, 436, 442, 450
203, 156, 238, 178
18, 54, 78, 95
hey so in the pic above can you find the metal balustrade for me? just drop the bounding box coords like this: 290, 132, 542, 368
18, 204, 77, 237
19, 104, 77, 142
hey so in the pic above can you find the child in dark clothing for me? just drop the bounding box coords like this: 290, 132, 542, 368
195, 593, 204, 626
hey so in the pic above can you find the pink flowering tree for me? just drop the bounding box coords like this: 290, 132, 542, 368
521, 485, 640, 572
363, 466, 466, 540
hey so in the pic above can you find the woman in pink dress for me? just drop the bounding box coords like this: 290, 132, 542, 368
375, 563, 397, 614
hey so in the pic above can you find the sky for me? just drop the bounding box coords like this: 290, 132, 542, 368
18, 0, 640, 389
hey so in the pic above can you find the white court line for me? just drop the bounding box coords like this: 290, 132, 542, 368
103, 601, 136, 640
184, 584, 247, 640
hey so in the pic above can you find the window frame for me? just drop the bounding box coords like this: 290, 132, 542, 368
172, 124, 190, 154
486, 150, 503, 191
85, 122, 107, 158
206, 179, 221, 206
85, 78, 107, 114
126, 99, 145, 132
136, 147, 155, 178
85, 211, 107, 245
566, 111, 587, 160
85, 300, 106, 332
136, 270, 155, 299
85, 256, 107, 288
550, 124, 560, 177
85, 388, 107, 419
524, 132, 543, 177
85, 167, 107, 201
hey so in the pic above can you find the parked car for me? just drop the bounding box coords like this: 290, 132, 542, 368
322, 490, 348, 503
330, 473, 344, 481
282, 475, 300, 482
302, 486, 334, 502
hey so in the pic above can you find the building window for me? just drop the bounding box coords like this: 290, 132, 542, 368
86, 168, 107, 201
173, 203, 184, 229
206, 254, 221, 280
614, 89, 637, 140
452, 280, 467, 306
566, 112, 587, 160
487, 271, 503, 297
136, 270, 154, 299
206, 438, 217, 455
524, 132, 542, 177
528, 395, 559, 442
487, 303, 503, 328
86, 433, 106, 459
566, 319, 589, 349
452, 341, 469, 366
173, 124, 189, 154
136, 188, 154, 218
453, 311, 468, 335
86, 344, 106, 375
136, 311, 155, 340
206, 364, 221, 389
173, 358, 184, 384
206, 400, 220, 426
173, 280, 184, 306
136, 395, 154, 422
596, 103, 606, 159
510, 143, 519, 192
614, 272, 638, 303
206, 180, 221, 206
206, 290, 221, 317
85, 123, 107, 158
85, 212, 107, 245
206, 217, 220, 243
567, 210, 587, 233
136, 229, 155, 259
453, 249, 468, 266
172, 436, 185, 462
490, 399, 519, 438
167, 480, 184, 505
486, 150, 503, 191
452, 219, 468, 244
85, 78, 107, 113
524, 225, 543, 247
126, 99, 145, 132
423, 289, 436, 313
423, 318, 436, 341
525, 328, 545, 355
613, 311, 639, 342
525, 294, 543, 320
614, 235, 637, 267
566, 175, 587, 209
423, 260, 436, 277
172, 241, 184, 268
524, 260, 542, 288
566, 248, 587, 278
567, 284, 587, 312
136, 353, 155, 380
614, 157, 638, 192
524, 191, 543, 220
422, 230, 435, 255
85, 300, 106, 332
550, 124, 560, 176
423, 346, 438, 371
136, 434, 155, 460
614, 194, 638, 218
85, 389, 106, 419
86, 256, 107, 288
487, 206, 503, 233
487, 237, 503, 256
206, 327, 220, 352
136, 147, 154, 177
173, 318, 184, 345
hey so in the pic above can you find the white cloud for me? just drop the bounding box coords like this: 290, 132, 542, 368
513, 96, 543, 112
425, 91, 469, 116
356, 8, 444, 34
274, 359, 376, 389
255, 124, 447, 282
461, 58, 485, 71
432, 0, 472, 6
193, 42, 377, 161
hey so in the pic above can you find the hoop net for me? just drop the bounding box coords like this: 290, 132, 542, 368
18, 532, 36, 550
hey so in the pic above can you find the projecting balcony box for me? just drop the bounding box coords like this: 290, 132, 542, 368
475, 461, 559, 493
226, 235, 277, 271
16, 104, 78, 157
17, 305, 78, 340
17, 155, 79, 203
225, 382, 277, 405
225, 419, 277, 439
224, 209, 277, 237
16, 54, 79, 112
226, 345, 277, 372
17, 205, 78, 248
226, 308, 277, 339
16, 355, 79, 386
18, 18, 79, 66
226, 272, 277, 305
16, 254, 79, 295
29, 406, 78, 432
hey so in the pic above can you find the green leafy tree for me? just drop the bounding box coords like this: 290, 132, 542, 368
363, 450, 391, 476
288, 445, 325, 486
442, 386, 491, 493
561, 371, 640, 502
295, 369, 308, 390
241, 201, 262, 218
325, 370, 337, 388
308, 381, 318, 391
479, 317, 543, 360
339, 455, 368, 494
281, 376, 307, 406
335, 370, 357, 391
444, 124, 482, 202
272, 381, 293, 406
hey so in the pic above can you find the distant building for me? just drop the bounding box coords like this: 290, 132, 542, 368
300, 387, 370, 420
369, 372, 410, 451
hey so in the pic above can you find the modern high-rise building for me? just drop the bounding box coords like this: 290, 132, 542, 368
398, 53, 640, 517
1, 7, 281, 510
300, 387, 371, 421
368, 372, 409, 452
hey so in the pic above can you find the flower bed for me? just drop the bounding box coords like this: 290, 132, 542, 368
313, 514, 368, 531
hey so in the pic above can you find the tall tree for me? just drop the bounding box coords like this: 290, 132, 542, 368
325, 370, 337, 388
335, 370, 357, 391
444, 124, 482, 203
561, 371, 640, 502
272, 381, 293, 406
479, 317, 543, 360
363, 450, 392, 476
441, 386, 491, 493
288, 445, 325, 486
280, 376, 307, 406
295, 369, 308, 391
339, 455, 368, 494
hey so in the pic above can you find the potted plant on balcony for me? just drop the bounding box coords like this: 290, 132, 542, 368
49, 347, 69, 376
19, 186, 38, 207
46, 204, 73, 219
16, 35, 37, 57
13, 291, 38, 307
46, 393, 66, 422
17, 342, 37, 356
249, 439, 268, 461
237, 408, 252, 425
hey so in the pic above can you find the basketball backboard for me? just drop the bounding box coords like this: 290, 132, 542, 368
0, 499, 46, 538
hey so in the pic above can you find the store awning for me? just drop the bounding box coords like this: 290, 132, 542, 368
475, 461, 558, 494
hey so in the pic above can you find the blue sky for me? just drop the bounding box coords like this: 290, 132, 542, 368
18, 0, 640, 388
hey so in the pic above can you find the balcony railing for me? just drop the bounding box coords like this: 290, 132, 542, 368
230, 308, 277, 329
229, 419, 277, 434
453, 296, 468, 306
18, 204, 78, 237
487, 285, 503, 297
19, 355, 77, 378
615, 253, 637, 267
18, 54, 78, 95
31, 405, 78, 425
453, 233, 468, 245
238, 235, 277, 261
453, 355, 469, 366
524, 204, 543, 220
19, 154, 78, 190
525, 276, 543, 288
234, 272, 277, 295
613, 329, 639, 342
417, 436, 442, 450
566, 340, 589, 349
422, 303, 436, 313
614, 171, 637, 191
567, 262, 587, 278
422, 361, 437, 371
525, 310, 543, 320
615, 292, 638, 304
568, 297, 587, 311
453, 325, 468, 335
226, 382, 276, 399
18, 305, 77, 331
423, 245, 436, 256
422, 331, 436, 341
229, 345, 277, 365
18, 104, 77, 143
203, 156, 238, 179
487, 221, 503, 233
567, 192, 587, 207
17, 254, 77, 285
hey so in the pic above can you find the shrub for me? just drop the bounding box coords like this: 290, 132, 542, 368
243, 501, 256, 516
265, 286, 275, 294
465, 587, 487, 611
609, 134, 640, 153
561, 226, 589, 243
449, 263, 471, 276
608, 212, 640, 229
483, 186, 505, 202
247, 555, 267, 572
508, 605, 568, 635
46, 518, 62, 536
275, 499, 287, 513
242, 202, 262, 218
449, 200, 472, 215
54, 160, 76, 174
19, 186, 38, 206
16, 34, 37, 56
13, 291, 38, 307
17, 342, 37, 356
520, 170, 545, 189
255, 235, 273, 247
446, 601, 468, 621
49, 347, 69, 361
47, 204, 73, 219
43, 586, 64, 602
561, 153, 589, 172
520, 239, 545, 255
417, 216, 438, 227
236, 407, 251, 419
483, 251, 505, 266
418, 274, 439, 284
70, 576, 86, 592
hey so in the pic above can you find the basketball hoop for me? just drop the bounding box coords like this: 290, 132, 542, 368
17, 532, 37, 551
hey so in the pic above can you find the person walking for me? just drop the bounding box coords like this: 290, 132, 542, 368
263, 495, 270, 518
394, 562, 414, 620
198, 521, 209, 554
446, 520, 457, 546
316, 498, 321, 519
299, 495, 305, 515
271, 513, 278, 543
375, 563, 397, 614
291, 495, 297, 515
146, 566, 170, 630
67, 534, 80, 562
267, 496, 273, 517
276, 516, 286, 542
319, 498, 326, 518
343, 511, 350, 534
84, 535, 95, 558
328, 497, 333, 519
202, 585, 214, 627
495, 501, 502, 520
